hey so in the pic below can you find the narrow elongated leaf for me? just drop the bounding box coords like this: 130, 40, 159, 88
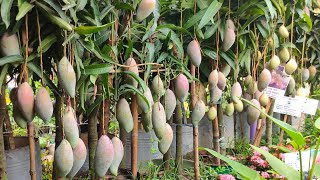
86, 95, 103, 115
203, 48, 217, 60
37, 34, 57, 53
43, 0, 70, 22
219, 51, 236, 70
198, 0, 222, 29
76, 0, 88, 11
79, 40, 115, 64
200, 147, 263, 180
16, 1, 34, 21
251, 145, 299, 180
183, 9, 206, 29
118, 84, 150, 110
82, 63, 113, 75
120, 71, 147, 93
157, 24, 190, 34
74, 22, 114, 35
264, 0, 277, 19
315, 117, 320, 129
90, 0, 101, 25
0, 65, 9, 93
144, 43, 155, 81
27, 62, 59, 95
0, 55, 24, 66
124, 39, 133, 61
115, 2, 134, 11
239, 48, 251, 74
204, 22, 219, 39
242, 98, 306, 146
1, 0, 14, 28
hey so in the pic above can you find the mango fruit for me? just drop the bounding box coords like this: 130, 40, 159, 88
141, 110, 153, 132
110, 137, 124, 176
209, 85, 222, 104
208, 70, 218, 87
231, 82, 242, 102
116, 98, 134, 133
152, 75, 165, 98
258, 69, 271, 91
55, 139, 74, 177
269, 55, 280, 70
161, 89, 176, 120
222, 28, 235, 52
221, 64, 231, 77
17, 82, 34, 122
247, 99, 261, 125
152, 102, 166, 139
137, 87, 153, 113
208, 106, 217, 121
259, 93, 269, 107
308, 65, 317, 81
35, 87, 53, 124
95, 135, 114, 178
136, 0, 156, 22
285, 59, 297, 75
191, 100, 205, 127
12, 106, 27, 128
158, 123, 173, 154
226, 19, 235, 30
125, 58, 139, 88
285, 77, 295, 95
58, 56, 76, 97
279, 25, 289, 38
174, 74, 189, 102
225, 103, 234, 117
0, 32, 20, 56
217, 72, 226, 90
234, 99, 244, 113
187, 40, 202, 67
67, 138, 87, 178
63, 107, 79, 148
244, 75, 253, 88
296, 87, 309, 98
279, 47, 290, 63
259, 107, 266, 119
302, 68, 310, 82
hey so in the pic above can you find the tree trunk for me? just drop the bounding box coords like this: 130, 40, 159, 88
174, 101, 183, 174
0, 87, 7, 179
218, 104, 225, 155
52, 92, 64, 179
212, 104, 220, 165
130, 95, 138, 178
193, 127, 200, 180
27, 122, 36, 180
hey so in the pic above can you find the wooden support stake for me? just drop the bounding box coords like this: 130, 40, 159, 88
174, 101, 183, 174
213, 104, 220, 165
279, 115, 288, 144
27, 122, 36, 180
130, 95, 138, 178
3, 111, 14, 150
0, 88, 7, 179
193, 127, 200, 180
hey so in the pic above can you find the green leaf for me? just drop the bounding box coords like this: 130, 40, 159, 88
157, 24, 190, 35
16, 1, 34, 21
76, 0, 87, 11
120, 71, 147, 93
124, 39, 133, 61
0, 55, 24, 66
1, 0, 14, 28
264, 0, 277, 19
239, 48, 251, 74
27, 62, 59, 95
86, 95, 103, 115
90, 0, 101, 25
197, 0, 222, 30
0, 65, 9, 93
79, 40, 115, 64
74, 22, 114, 35
314, 164, 320, 178
203, 22, 218, 39
183, 9, 206, 29
251, 145, 300, 180
144, 43, 155, 81
43, 0, 70, 22
203, 48, 217, 60
82, 63, 113, 75
200, 147, 263, 180
242, 98, 306, 146
37, 34, 57, 53
219, 51, 236, 70
118, 84, 149, 110
315, 117, 320, 129
115, 2, 134, 11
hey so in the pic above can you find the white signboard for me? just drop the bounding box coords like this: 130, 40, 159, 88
295, 96, 319, 116
264, 66, 291, 99
273, 96, 303, 117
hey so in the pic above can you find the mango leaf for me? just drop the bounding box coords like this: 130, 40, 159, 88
120, 71, 147, 93
1, 0, 14, 28
219, 51, 236, 70
204, 22, 218, 39
28, 62, 59, 95
37, 34, 57, 53
74, 22, 114, 35
203, 48, 217, 60
0, 55, 24, 66
200, 147, 263, 180
242, 98, 306, 146
251, 145, 299, 180
183, 9, 206, 29
124, 39, 133, 61
79, 40, 115, 64
144, 42, 155, 81
264, 0, 277, 19
76, 0, 88, 11
82, 63, 113, 75
315, 117, 320, 129
197, 0, 222, 29
314, 164, 320, 178
115, 2, 134, 11
157, 24, 190, 35
43, 0, 70, 22
118, 84, 150, 110
16, 1, 34, 21
0, 65, 9, 93
86, 95, 103, 115
239, 48, 251, 74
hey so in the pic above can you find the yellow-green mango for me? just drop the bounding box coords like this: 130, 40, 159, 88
35, 87, 53, 124
247, 99, 260, 125
0, 32, 20, 56
152, 102, 166, 139
55, 139, 73, 177
279, 25, 289, 38
191, 100, 205, 127
302, 68, 310, 82
208, 106, 217, 121
308, 65, 317, 81
279, 47, 290, 63
285, 59, 297, 75
285, 77, 295, 95
231, 82, 242, 102
258, 69, 271, 91
222, 28, 235, 52
234, 100, 243, 113
58, 56, 76, 97
125, 58, 139, 88
12, 106, 27, 128
158, 123, 173, 154
221, 64, 231, 77
17, 82, 34, 122
152, 75, 165, 98
187, 40, 202, 67
141, 110, 153, 132
269, 55, 280, 70
208, 70, 218, 87
259, 93, 269, 107
137, 87, 153, 113
67, 138, 87, 178
226, 19, 235, 30
161, 89, 176, 120
63, 107, 79, 148
217, 72, 226, 90
95, 135, 114, 178
225, 103, 234, 117
110, 137, 124, 176
136, 0, 156, 22
116, 98, 133, 133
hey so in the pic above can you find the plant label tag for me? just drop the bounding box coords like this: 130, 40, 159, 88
264, 66, 291, 99
273, 96, 302, 117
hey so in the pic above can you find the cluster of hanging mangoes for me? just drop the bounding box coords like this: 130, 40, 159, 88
186, 18, 317, 128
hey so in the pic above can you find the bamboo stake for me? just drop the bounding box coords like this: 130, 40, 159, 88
27, 122, 36, 180
3, 100, 14, 150
218, 104, 225, 155
213, 104, 220, 165
193, 127, 200, 180
174, 101, 183, 174
279, 115, 288, 144
0, 87, 7, 179
130, 95, 138, 178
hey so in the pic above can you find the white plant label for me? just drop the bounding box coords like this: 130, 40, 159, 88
273, 96, 302, 117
